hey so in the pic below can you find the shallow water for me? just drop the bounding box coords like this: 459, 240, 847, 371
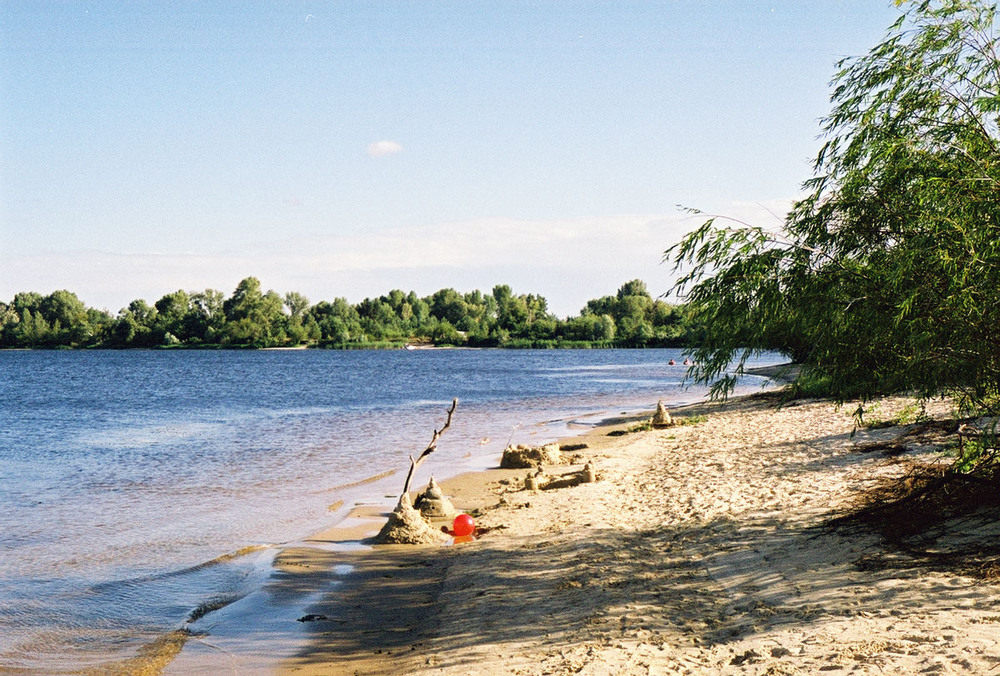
0, 348, 782, 671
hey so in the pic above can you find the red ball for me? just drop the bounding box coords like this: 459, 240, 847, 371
452, 513, 475, 537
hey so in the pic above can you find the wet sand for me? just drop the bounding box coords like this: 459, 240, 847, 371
169, 392, 1000, 675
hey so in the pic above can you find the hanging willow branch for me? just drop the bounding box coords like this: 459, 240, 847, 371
399, 398, 458, 499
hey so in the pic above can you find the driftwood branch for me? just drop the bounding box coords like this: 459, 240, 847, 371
400, 398, 458, 499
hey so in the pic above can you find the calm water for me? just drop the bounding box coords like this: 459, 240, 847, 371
0, 348, 781, 671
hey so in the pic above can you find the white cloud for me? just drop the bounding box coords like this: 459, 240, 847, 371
1, 202, 793, 317
365, 140, 403, 158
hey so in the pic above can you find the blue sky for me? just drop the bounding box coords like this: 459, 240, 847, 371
1, 1, 902, 317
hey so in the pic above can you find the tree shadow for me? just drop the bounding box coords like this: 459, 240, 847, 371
827, 463, 1000, 579
283, 399, 997, 673
284, 505, 989, 674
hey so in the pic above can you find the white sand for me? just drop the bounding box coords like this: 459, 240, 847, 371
270, 395, 1000, 675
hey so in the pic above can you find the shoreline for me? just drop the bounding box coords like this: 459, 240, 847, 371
156, 377, 1000, 674
260, 393, 1000, 675
159, 403, 664, 674
85, 389, 715, 675
5, 351, 787, 673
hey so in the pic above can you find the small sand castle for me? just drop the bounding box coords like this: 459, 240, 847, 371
501, 443, 563, 469
414, 476, 457, 518
523, 461, 598, 492
651, 400, 673, 429
524, 466, 546, 492
374, 399, 457, 545
374, 493, 446, 545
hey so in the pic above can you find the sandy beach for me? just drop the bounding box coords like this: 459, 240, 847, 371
171, 391, 1000, 675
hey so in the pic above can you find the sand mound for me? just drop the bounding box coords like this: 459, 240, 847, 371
523, 462, 598, 492
500, 443, 562, 469
650, 400, 673, 428
373, 494, 446, 545
414, 476, 458, 518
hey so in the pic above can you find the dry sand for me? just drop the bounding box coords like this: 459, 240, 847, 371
267, 394, 1000, 675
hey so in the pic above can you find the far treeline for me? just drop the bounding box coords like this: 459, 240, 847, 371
0, 278, 700, 350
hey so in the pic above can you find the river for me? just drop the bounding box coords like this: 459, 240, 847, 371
0, 348, 783, 671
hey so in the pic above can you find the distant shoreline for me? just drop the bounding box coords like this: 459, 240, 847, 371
744, 362, 801, 383
0, 279, 695, 351
0, 342, 693, 351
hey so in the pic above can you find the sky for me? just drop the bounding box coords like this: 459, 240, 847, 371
1, 1, 904, 318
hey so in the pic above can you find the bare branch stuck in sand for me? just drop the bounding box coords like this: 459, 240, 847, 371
400, 397, 458, 501
374, 398, 459, 545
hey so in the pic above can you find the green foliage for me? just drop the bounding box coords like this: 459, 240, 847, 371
607, 420, 653, 436
949, 417, 1000, 476
283, 291, 310, 319
153, 290, 190, 343
856, 401, 931, 429
0, 290, 111, 347
785, 369, 838, 400
668, 1, 1000, 409
675, 414, 709, 426
0, 277, 700, 350
953, 432, 1000, 474
582, 280, 687, 347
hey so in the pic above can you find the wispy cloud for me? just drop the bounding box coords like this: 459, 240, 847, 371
366, 140, 403, 158
1, 202, 792, 317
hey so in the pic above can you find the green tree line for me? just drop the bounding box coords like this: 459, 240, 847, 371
0, 278, 697, 350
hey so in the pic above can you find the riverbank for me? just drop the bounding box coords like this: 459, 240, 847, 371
10, 348, 770, 672
166, 390, 1000, 674
158, 388, 1000, 675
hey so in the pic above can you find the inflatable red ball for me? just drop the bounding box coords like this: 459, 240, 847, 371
452, 513, 475, 537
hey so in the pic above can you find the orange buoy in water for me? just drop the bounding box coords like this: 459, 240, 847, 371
452, 513, 475, 537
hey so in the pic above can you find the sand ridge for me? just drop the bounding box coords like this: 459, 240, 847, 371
280, 395, 1000, 675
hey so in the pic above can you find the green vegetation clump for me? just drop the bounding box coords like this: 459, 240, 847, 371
667, 0, 1000, 477
953, 437, 997, 475
669, 1, 1000, 411
0, 279, 699, 350
607, 420, 653, 437
857, 402, 931, 430
675, 414, 708, 426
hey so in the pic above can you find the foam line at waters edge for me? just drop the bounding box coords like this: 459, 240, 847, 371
536, 402, 666, 431
81, 628, 193, 676
77, 546, 282, 676
315, 468, 399, 494
184, 588, 256, 625
564, 396, 732, 429
88, 544, 275, 591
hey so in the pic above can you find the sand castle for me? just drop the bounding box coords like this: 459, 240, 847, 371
373, 400, 458, 545
651, 400, 673, 428
501, 442, 563, 469
524, 466, 546, 492
523, 461, 598, 492
414, 476, 458, 518
373, 493, 447, 545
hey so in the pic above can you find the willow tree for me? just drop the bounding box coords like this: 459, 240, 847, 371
670, 0, 1000, 411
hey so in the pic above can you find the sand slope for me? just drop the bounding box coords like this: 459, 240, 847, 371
282, 396, 1000, 675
